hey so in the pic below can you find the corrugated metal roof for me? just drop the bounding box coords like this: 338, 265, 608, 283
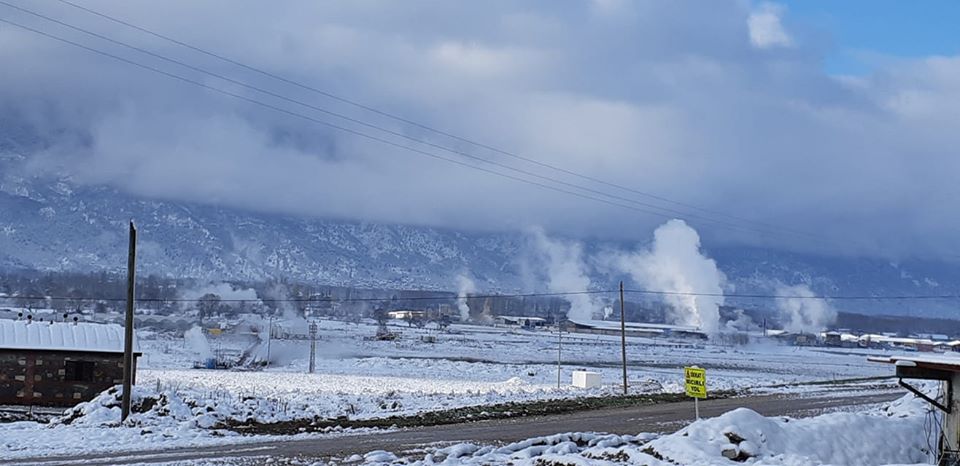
0, 319, 139, 353
568, 319, 700, 333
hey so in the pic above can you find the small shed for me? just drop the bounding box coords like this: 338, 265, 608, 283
0, 319, 140, 407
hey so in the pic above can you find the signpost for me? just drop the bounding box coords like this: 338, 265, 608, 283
684, 366, 707, 420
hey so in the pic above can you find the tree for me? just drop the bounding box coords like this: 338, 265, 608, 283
197, 293, 222, 324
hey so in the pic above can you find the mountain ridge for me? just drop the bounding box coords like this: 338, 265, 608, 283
2, 154, 959, 318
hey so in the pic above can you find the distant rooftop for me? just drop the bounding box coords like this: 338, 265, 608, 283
498, 316, 546, 322
870, 353, 960, 371
0, 319, 139, 354
568, 319, 701, 333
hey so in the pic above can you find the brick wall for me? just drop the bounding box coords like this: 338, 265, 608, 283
0, 350, 138, 407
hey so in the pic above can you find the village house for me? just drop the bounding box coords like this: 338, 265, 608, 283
0, 318, 140, 407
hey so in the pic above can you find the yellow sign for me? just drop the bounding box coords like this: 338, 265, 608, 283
684, 367, 707, 399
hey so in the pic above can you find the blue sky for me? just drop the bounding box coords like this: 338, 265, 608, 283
782, 0, 960, 75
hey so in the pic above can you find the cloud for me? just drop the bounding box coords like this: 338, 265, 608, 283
747, 3, 793, 49
1, 1, 959, 259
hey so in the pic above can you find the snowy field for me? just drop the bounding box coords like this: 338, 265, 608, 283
143, 319, 897, 388
0, 318, 932, 462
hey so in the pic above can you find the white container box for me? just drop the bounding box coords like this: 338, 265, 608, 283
572, 370, 601, 388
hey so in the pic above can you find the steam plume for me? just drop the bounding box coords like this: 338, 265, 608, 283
530, 227, 598, 321
774, 283, 836, 333
184, 325, 213, 360
455, 273, 477, 322
616, 219, 725, 335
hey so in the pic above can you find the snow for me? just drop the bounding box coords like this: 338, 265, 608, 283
0, 318, 923, 462
568, 318, 699, 332
0, 319, 137, 353
362, 393, 933, 466
129, 368, 582, 423
874, 353, 960, 368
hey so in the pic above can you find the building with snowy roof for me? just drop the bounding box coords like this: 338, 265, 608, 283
495, 315, 547, 328
0, 318, 141, 407
565, 319, 707, 340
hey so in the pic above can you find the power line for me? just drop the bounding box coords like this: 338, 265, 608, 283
1, 1, 817, 241
5, 3, 950, 258
51, 0, 806, 239
3, 290, 612, 304
3, 288, 959, 305
0, 15, 730, 228
624, 289, 960, 301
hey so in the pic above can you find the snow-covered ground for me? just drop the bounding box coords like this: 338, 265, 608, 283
0, 318, 937, 462
348, 393, 934, 466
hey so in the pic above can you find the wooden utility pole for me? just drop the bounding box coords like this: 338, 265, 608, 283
619, 281, 628, 395
265, 315, 273, 368
308, 321, 318, 373
556, 322, 562, 389
121, 221, 137, 422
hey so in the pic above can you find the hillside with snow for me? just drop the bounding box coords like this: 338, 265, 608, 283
2, 147, 960, 317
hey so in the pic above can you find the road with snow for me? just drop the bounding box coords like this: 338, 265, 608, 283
7, 390, 902, 465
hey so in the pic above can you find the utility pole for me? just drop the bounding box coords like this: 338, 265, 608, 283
265, 315, 273, 368
619, 281, 628, 395
308, 321, 318, 373
121, 221, 137, 423
557, 320, 563, 389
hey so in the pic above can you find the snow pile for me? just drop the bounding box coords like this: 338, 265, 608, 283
55, 384, 229, 430
364, 394, 932, 466
410, 432, 656, 465
643, 397, 930, 465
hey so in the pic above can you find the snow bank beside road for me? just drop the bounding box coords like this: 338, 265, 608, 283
367, 394, 933, 466
643, 394, 929, 465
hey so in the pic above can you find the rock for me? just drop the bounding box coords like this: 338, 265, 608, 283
721, 444, 740, 459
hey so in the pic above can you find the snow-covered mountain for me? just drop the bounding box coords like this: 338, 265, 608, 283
2, 146, 959, 317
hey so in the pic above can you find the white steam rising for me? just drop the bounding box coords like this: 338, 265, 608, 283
531, 227, 599, 321
724, 308, 757, 332
616, 219, 725, 335
456, 273, 477, 322
602, 305, 614, 320
775, 283, 836, 334
184, 325, 213, 360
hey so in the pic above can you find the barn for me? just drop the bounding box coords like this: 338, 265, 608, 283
0, 319, 140, 407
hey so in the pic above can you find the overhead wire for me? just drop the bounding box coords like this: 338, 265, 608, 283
0, 15, 741, 229
0, 1, 822, 242
50, 0, 809, 239
3, 288, 960, 305
4, 2, 957, 258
